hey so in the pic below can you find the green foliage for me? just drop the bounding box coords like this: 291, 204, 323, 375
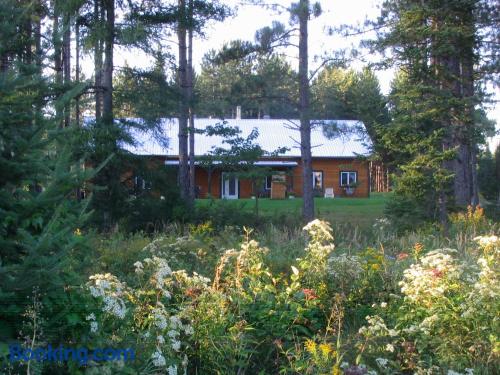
478, 148, 500, 201
197, 46, 298, 118
0, 1, 93, 363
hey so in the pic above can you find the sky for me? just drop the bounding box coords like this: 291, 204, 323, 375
106, 0, 499, 150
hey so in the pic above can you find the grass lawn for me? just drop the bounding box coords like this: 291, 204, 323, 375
197, 192, 390, 227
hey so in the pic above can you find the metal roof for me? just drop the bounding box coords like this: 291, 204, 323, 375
165, 160, 299, 166
123, 118, 372, 158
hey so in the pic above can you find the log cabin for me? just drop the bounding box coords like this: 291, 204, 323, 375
124, 118, 375, 199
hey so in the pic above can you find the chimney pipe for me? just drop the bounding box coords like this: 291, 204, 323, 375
236, 105, 241, 120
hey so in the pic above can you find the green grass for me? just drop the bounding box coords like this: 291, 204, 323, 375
197, 192, 390, 227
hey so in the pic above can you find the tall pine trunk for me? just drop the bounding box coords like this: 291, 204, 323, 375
298, 0, 314, 222
62, 11, 71, 127
94, 0, 103, 119
102, 0, 114, 128
177, 0, 190, 202
188, 0, 195, 202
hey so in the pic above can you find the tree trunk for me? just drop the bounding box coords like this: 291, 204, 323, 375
52, 2, 63, 127
177, 0, 190, 202
298, 0, 314, 222
187, 0, 196, 202
62, 11, 71, 127
94, 0, 103, 119
75, 19, 81, 126
461, 17, 477, 206
34, 0, 42, 71
102, 0, 114, 128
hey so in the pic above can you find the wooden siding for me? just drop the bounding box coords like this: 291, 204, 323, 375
190, 158, 370, 198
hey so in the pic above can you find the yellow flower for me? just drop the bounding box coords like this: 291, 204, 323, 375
332, 365, 341, 375
305, 339, 317, 355
371, 263, 381, 271
74, 228, 82, 236
319, 343, 333, 358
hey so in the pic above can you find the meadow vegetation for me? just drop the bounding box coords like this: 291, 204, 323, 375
3, 205, 498, 374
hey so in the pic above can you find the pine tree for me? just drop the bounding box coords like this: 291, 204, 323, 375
0, 0, 92, 346
369, 0, 498, 230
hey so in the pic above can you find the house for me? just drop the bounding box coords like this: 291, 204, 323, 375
124, 118, 374, 199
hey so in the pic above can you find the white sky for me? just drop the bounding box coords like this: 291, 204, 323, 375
95, 0, 499, 150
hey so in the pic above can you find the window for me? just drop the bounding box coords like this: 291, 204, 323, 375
134, 176, 152, 192
265, 175, 272, 190
312, 171, 323, 190
340, 171, 357, 186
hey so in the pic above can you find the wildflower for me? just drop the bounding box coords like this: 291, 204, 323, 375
157, 335, 165, 344
474, 235, 499, 249
302, 288, 318, 301
167, 330, 179, 338
380, 302, 387, 308
167, 365, 177, 375
183, 325, 194, 335
133, 261, 144, 274
464, 369, 474, 375
90, 321, 98, 333
371, 263, 381, 271
397, 252, 409, 261
319, 343, 333, 357
385, 344, 394, 352
413, 242, 424, 256
375, 357, 388, 368
170, 315, 182, 329
74, 228, 82, 236
171, 339, 181, 351
304, 339, 317, 354
86, 313, 96, 321
447, 371, 463, 375
151, 350, 166, 367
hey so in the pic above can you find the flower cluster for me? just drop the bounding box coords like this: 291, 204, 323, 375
303, 219, 335, 255
86, 255, 198, 373
399, 249, 461, 305
88, 273, 128, 319
473, 235, 499, 250
327, 253, 363, 291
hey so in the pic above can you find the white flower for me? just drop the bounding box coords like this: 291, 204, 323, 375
90, 321, 98, 333
171, 339, 181, 351
152, 308, 168, 330
86, 313, 96, 321
447, 370, 463, 375
134, 261, 144, 274
183, 325, 194, 335
168, 330, 179, 338
170, 315, 182, 329
385, 344, 394, 352
167, 365, 177, 375
464, 369, 474, 375
380, 302, 387, 308
474, 235, 499, 248
340, 362, 349, 369
375, 357, 388, 368
151, 350, 166, 367
157, 335, 165, 344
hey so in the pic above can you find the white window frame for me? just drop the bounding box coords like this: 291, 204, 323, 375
340, 171, 357, 187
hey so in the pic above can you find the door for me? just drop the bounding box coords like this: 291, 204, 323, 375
221, 173, 238, 199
